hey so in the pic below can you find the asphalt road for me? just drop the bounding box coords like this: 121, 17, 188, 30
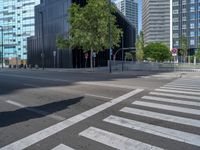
0, 69, 200, 150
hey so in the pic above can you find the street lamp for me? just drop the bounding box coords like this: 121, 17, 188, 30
0, 26, 3, 68
108, 0, 112, 73
39, 11, 45, 70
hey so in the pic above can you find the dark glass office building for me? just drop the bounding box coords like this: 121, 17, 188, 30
27, 0, 135, 68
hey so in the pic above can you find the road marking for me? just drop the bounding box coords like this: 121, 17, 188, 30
6, 100, 65, 121
166, 83, 200, 88
120, 107, 200, 128
150, 92, 200, 101
85, 94, 113, 100
155, 89, 200, 96
0, 89, 143, 150
163, 85, 200, 90
104, 115, 200, 147
0, 73, 136, 90
132, 101, 200, 115
23, 83, 40, 88
160, 86, 200, 92
51, 144, 75, 150
142, 96, 200, 107
79, 127, 163, 150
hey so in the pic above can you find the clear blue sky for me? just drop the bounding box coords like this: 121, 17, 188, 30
113, 0, 142, 32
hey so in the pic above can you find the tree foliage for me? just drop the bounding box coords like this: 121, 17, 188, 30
125, 52, 133, 61
179, 35, 188, 62
57, 0, 122, 67
56, 0, 122, 67
144, 42, 171, 62
195, 48, 200, 61
135, 31, 144, 62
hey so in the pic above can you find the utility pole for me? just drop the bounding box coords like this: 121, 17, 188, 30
108, 0, 112, 73
0, 26, 3, 68
39, 11, 45, 70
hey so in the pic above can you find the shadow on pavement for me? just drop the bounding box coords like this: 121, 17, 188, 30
0, 96, 83, 127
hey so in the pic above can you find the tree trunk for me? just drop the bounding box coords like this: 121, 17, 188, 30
90, 49, 93, 68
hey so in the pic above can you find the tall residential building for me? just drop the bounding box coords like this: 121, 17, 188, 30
172, 0, 200, 52
142, 0, 170, 47
115, 0, 138, 34
0, 0, 40, 64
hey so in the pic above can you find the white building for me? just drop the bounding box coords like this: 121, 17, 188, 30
115, 0, 138, 35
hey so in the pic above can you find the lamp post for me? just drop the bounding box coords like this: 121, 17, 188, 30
0, 26, 3, 68
108, 0, 112, 73
39, 11, 45, 70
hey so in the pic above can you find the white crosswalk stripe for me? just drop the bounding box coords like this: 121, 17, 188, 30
79, 127, 164, 150
51, 144, 75, 150
165, 84, 200, 88
120, 107, 200, 128
78, 78, 200, 149
142, 96, 200, 107
103, 115, 200, 147
163, 85, 200, 90
132, 101, 200, 115
160, 86, 200, 92
150, 92, 200, 100
155, 89, 200, 96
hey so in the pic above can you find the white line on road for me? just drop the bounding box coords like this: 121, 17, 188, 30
120, 107, 200, 128
142, 96, 200, 107
0, 89, 143, 150
51, 144, 75, 150
155, 89, 200, 96
150, 92, 200, 101
79, 127, 163, 150
166, 83, 200, 88
6, 100, 66, 121
23, 83, 40, 88
85, 94, 113, 100
104, 115, 200, 147
160, 86, 200, 92
163, 85, 200, 90
132, 101, 200, 115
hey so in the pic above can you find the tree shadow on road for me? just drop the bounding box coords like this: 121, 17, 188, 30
0, 96, 83, 127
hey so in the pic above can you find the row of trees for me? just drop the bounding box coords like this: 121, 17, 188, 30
135, 32, 200, 62
57, 0, 200, 65
135, 31, 171, 62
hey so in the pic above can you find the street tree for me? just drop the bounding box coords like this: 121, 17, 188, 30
125, 52, 133, 61
179, 35, 188, 63
56, 0, 122, 68
135, 31, 144, 62
144, 42, 171, 62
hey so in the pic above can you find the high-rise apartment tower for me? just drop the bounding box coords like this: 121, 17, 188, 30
172, 0, 200, 52
115, 0, 138, 35
0, 0, 40, 64
142, 0, 170, 47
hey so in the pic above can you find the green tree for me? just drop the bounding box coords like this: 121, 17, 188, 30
195, 48, 200, 62
135, 31, 144, 62
56, 0, 122, 68
179, 35, 188, 63
144, 42, 171, 62
125, 52, 133, 61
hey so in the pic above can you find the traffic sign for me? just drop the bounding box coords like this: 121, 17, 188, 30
171, 48, 178, 56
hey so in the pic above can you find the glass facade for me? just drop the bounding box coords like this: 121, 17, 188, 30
0, 0, 40, 64
172, 0, 200, 50
115, 0, 138, 35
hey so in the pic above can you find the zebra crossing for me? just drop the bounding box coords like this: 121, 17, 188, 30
51, 77, 200, 150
